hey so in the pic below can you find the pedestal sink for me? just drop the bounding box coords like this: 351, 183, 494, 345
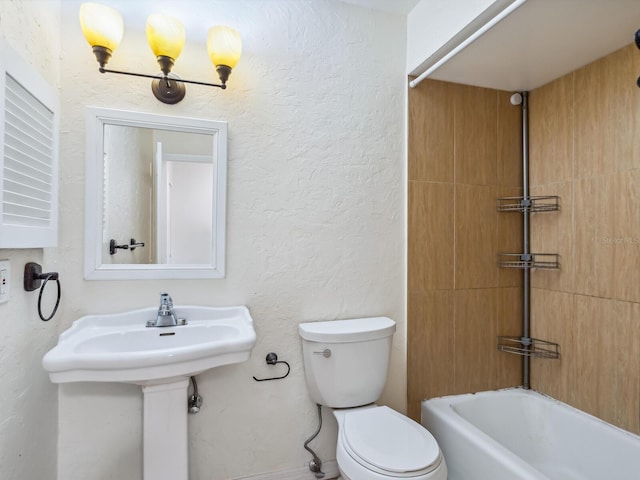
42, 305, 256, 480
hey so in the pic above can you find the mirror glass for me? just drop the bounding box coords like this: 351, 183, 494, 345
84, 107, 227, 280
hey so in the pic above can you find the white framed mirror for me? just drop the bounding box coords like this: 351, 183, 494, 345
84, 107, 227, 280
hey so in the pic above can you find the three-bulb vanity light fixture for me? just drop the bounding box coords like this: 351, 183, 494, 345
79, 2, 242, 104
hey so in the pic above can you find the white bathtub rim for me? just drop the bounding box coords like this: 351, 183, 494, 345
421, 387, 640, 480
422, 388, 548, 480
424, 387, 640, 443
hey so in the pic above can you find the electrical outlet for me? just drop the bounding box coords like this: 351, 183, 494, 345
0, 260, 10, 304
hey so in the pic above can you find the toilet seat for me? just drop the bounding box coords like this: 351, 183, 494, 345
340, 406, 443, 477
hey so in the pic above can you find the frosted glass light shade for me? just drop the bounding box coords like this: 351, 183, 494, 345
146, 14, 185, 60
79, 2, 124, 52
207, 26, 242, 68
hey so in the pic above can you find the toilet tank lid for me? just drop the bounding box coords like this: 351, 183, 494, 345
298, 317, 396, 343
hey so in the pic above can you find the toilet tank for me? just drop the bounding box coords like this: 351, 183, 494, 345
298, 317, 396, 408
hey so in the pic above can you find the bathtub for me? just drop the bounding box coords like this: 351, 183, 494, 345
421, 388, 640, 480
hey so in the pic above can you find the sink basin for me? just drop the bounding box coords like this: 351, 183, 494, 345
42, 305, 256, 384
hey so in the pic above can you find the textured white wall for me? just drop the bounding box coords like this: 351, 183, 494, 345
53, 1, 406, 479
0, 2, 61, 480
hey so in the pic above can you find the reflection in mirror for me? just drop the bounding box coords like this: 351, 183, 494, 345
103, 126, 214, 265
85, 108, 227, 280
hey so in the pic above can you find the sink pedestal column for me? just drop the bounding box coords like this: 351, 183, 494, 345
142, 378, 189, 480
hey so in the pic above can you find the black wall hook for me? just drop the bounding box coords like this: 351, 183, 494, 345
253, 352, 291, 382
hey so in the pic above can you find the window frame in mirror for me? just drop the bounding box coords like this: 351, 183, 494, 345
84, 107, 227, 280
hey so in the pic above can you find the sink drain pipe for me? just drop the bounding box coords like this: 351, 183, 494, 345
188, 376, 203, 414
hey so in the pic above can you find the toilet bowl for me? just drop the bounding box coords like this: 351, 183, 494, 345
334, 406, 446, 480
299, 317, 448, 480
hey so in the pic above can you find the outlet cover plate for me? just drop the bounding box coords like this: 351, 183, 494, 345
0, 260, 10, 304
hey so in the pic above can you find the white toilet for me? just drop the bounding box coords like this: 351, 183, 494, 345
299, 317, 447, 480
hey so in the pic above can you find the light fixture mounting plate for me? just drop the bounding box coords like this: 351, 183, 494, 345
151, 73, 186, 104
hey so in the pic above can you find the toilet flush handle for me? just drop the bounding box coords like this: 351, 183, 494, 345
313, 349, 331, 358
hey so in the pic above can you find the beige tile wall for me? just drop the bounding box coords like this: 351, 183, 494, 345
408, 44, 640, 431
407, 79, 522, 420
529, 44, 640, 434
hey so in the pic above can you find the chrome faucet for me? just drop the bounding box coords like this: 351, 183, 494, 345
147, 293, 185, 327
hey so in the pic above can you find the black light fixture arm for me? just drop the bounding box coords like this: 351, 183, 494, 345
97, 67, 227, 89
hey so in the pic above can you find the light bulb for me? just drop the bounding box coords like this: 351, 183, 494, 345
207, 26, 242, 69
79, 2, 124, 52
146, 14, 185, 60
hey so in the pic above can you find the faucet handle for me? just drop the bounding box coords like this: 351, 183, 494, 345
159, 292, 173, 306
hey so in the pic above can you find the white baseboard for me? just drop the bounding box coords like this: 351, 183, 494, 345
232, 460, 340, 480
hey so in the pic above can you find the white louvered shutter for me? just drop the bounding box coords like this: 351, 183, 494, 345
0, 42, 59, 248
